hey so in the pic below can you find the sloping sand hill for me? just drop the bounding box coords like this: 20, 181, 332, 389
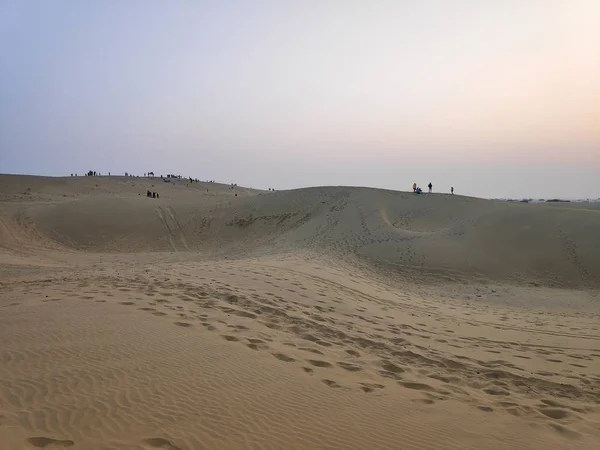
1, 175, 599, 450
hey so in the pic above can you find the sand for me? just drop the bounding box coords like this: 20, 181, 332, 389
1, 174, 599, 450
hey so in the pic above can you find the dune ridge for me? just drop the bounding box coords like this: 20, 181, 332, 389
1, 175, 599, 450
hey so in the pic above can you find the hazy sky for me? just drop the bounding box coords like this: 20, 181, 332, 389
1, 1, 599, 198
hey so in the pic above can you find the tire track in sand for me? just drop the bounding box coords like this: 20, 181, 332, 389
155, 207, 177, 251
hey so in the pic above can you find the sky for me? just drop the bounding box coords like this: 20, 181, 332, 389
1, 0, 599, 199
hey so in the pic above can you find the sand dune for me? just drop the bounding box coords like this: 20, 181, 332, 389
5, 175, 600, 287
1, 175, 599, 450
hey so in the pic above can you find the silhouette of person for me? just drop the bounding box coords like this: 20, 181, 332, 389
428, 182, 433, 193
413, 183, 417, 193
451, 187, 454, 195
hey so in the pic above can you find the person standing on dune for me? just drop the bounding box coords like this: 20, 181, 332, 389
413, 183, 417, 193
451, 187, 454, 195
428, 182, 433, 193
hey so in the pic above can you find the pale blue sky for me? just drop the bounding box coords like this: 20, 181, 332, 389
1, 1, 599, 198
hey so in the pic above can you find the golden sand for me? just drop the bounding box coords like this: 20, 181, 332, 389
1, 175, 599, 450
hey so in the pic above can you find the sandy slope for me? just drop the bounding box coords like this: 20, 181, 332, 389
1, 175, 599, 450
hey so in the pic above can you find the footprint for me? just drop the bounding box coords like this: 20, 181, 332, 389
308, 359, 332, 368
538, 408, 570, 420
380, 361, 405, 374
428, 373, 460, 384
535, 371, 558, 377
299, 347, 324, 355
477, 405, 494, 412
233, 310, 257, 319
302, 334, 332, 347
27, 437, 74, 448
321, 379, 341, 388
412, 398, 435, 405
483, 387, 509, 396
379, 361, 405, 379
303, 367, 314, 374
337, 362, 363, 372
142, 438, 182, 450
173, 322, 192, 327
139, 307, 155, 311
360, 382, 384, 393
272, 353, 295, 363
345, 349, 361, 357
246, 343, 261, 350
119, 301, 135, 306
221, 335, 240, 342
399, 381, 435, 391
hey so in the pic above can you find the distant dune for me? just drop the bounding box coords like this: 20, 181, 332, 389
1, 174, 599, 450
2, 175, 599, 288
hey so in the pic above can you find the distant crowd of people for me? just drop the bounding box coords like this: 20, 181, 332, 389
73, 171, 136, 177
77, 171, 110, 176
71, 171, 117, 176
70, 171, 461, 197
413, 182, 454, 195
71, 171, 251, 191
70, 170, 462, 197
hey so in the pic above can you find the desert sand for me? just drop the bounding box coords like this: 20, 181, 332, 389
1, 174, 599, 450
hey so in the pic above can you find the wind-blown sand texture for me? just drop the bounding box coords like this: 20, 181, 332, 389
1, 174, 599, 450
